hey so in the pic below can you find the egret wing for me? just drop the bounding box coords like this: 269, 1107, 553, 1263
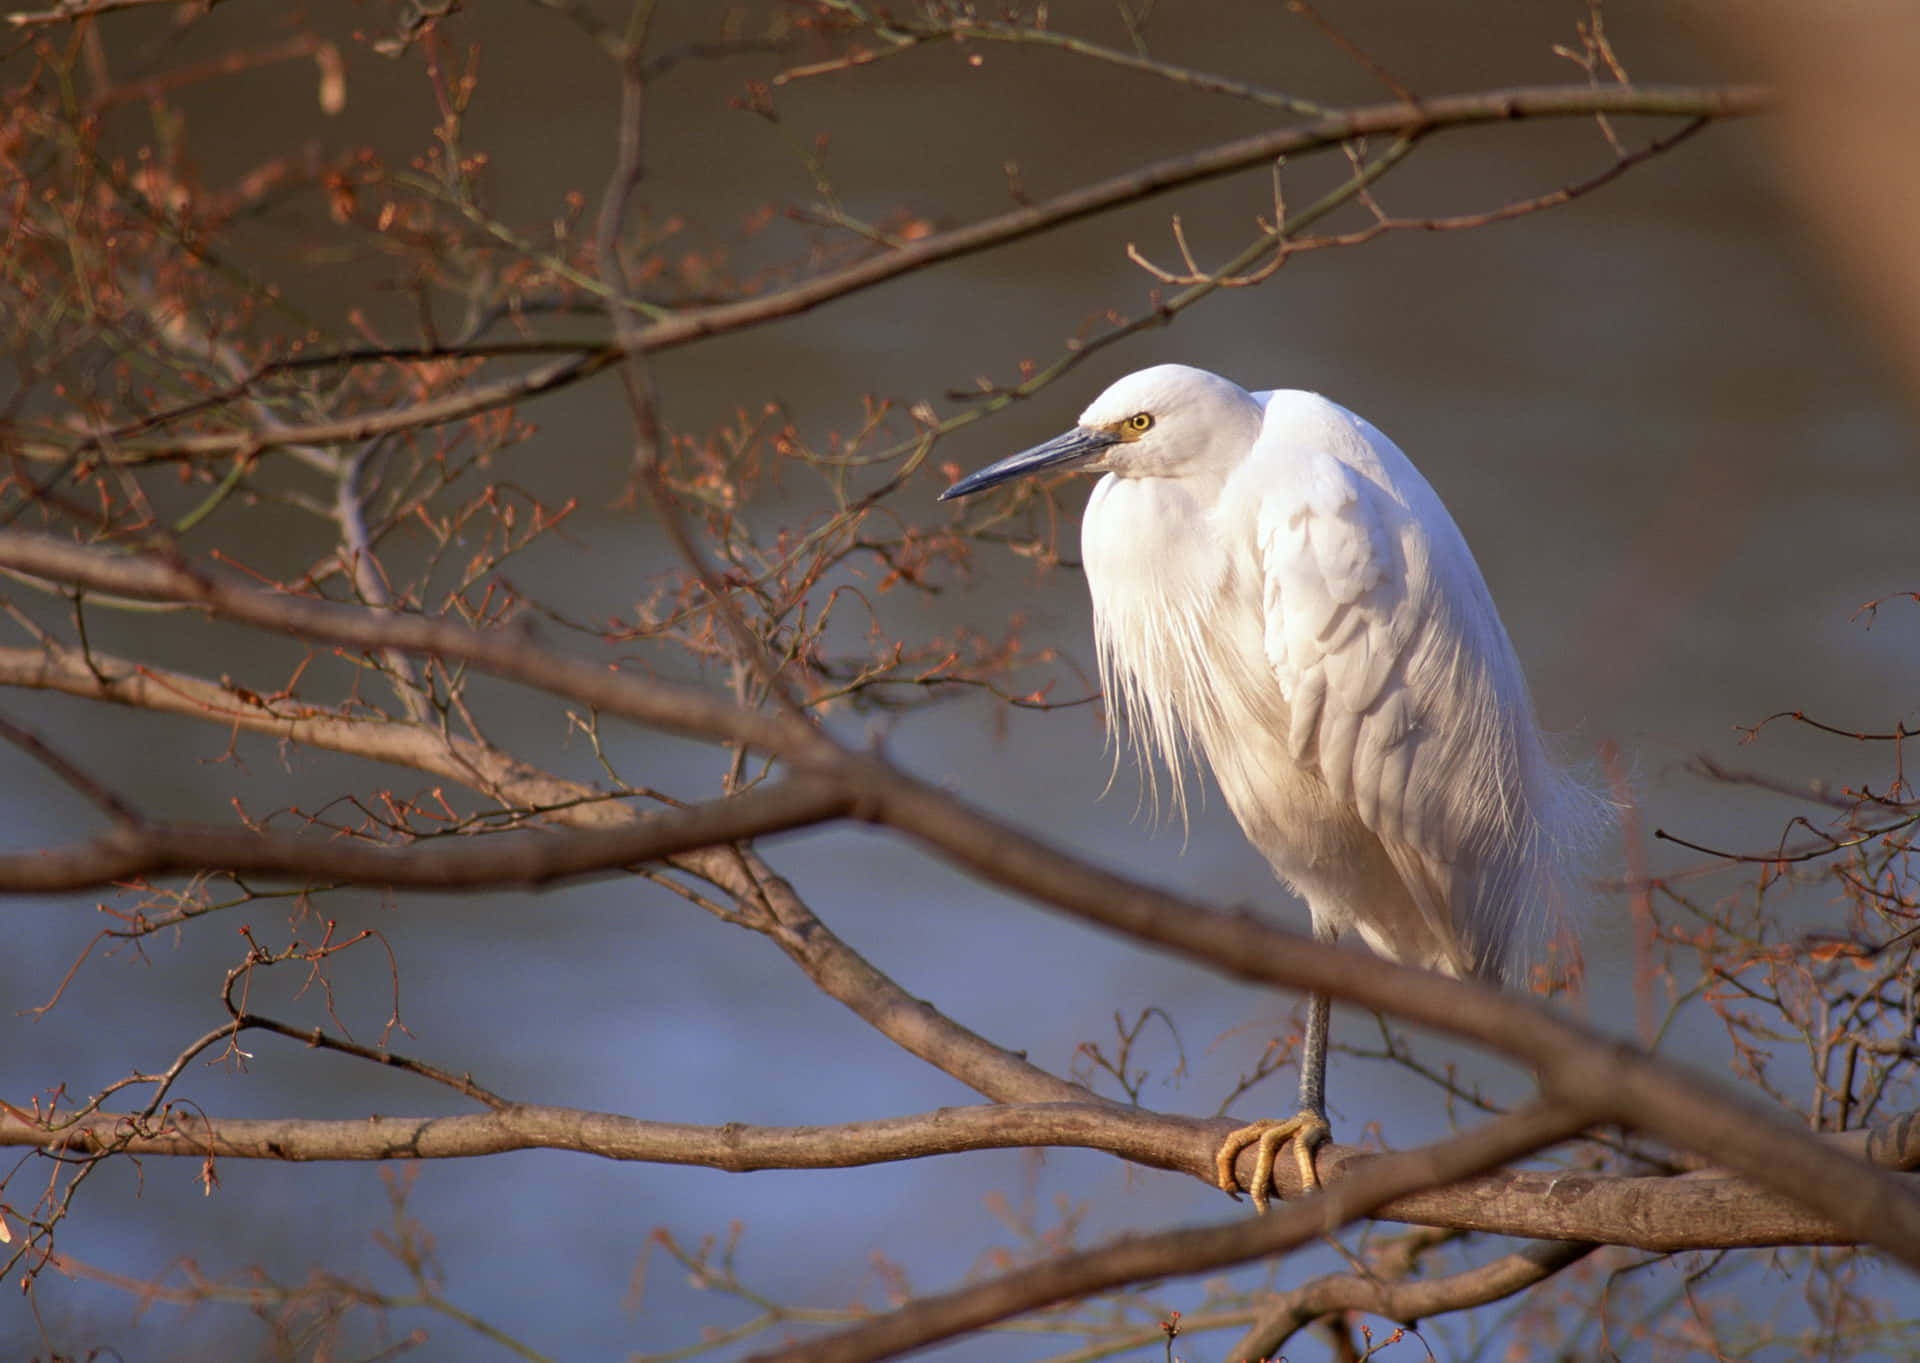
1249, 392, 1535, 977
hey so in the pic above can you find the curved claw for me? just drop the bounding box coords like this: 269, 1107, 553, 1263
1214, 1111, 1331, 1213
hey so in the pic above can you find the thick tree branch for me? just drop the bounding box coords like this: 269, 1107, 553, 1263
724, 844, 1094, 1107
871, 769, 1920, 1264
0, 640, 1087, 1109
1, 1103, 1908, 1253
0, 642, 676, 829
2, 1101, 1187, 1172
747, 1101, 1593, 1363
0, 533, 826, 762
4, 533, 1918, 1266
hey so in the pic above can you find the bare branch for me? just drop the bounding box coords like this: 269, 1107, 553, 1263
1231, 1239, 1594, 1361
1285, 0, 1418, 106
0, 776, 849, 892
862, 781, 1920, 1266
5, 533, 1919, 1266
0, 708, 142, 824
0, 640, 1083, 1111
0, 532, 825, 763
4, 1101, 1189, 1173
16, 350, 617, 463
747, 1101, 1593, 1363
0, 1103, 1907, 1253
0, 643, 633, 824
6, 0, 200, 27
20, 85, 1767, 463
783, 4, 1333, 116
288, 85, 1781, 366
723, 844, 1094, 1107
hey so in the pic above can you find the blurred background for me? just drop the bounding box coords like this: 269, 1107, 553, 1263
3, 0, 1916, 1358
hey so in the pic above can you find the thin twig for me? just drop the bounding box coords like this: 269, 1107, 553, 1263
0, 708, 143, 824
21, 85, 1768, 464
5, 532, 1918, 1267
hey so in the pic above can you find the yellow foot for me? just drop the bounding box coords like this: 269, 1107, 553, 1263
1214, 1111, 1331, 1213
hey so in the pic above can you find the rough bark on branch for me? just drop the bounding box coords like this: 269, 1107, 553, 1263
0, 641, 1085, 1110
3, 530, 1919, 1266
748, 1102, 1593, 1363
3, 1103, 1909, 1252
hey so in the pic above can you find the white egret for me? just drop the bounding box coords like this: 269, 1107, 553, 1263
942, 364, 1592, 1210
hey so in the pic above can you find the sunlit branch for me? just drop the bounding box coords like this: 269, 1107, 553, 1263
21, 84, 1768, 463
393, 83, 1776, 363
0, 1103, 1907, 1252
7, 0, 216, 28
3, 532, 1916, 1265
0, 641, 1083, 1112
0, 532, 824, 762
749, 1102, 1592, 1363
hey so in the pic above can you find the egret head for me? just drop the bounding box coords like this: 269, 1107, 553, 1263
939, 364, 1263, 501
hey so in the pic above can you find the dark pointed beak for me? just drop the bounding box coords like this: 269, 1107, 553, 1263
939, 427, 1120, 502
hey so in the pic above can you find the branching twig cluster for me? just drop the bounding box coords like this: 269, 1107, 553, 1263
4, 2, 1903, 1361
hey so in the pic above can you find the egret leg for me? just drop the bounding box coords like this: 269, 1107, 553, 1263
1298, 987, 1330, 1117
1215, 935, 1335, 1212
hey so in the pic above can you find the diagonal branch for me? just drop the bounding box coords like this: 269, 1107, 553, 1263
0, 708, 143, 824
1231, 1239, 1595, 1362
431, 84, 1779, 361
723, 843, 1093, 1106
5, 532, 1919, 1267
0, 776, 849, 892
0, 640, 1085, 1109
747, 1101, 1594, 1363
0, 532, 825, 761
26, 84, 1769, 462
7, 0, 196, 26
864, 773, 1920, 1265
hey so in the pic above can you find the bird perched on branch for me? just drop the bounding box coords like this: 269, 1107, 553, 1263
942, 364, 1593, 1210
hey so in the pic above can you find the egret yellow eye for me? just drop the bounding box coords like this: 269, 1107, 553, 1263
1125, 412, 1154, 434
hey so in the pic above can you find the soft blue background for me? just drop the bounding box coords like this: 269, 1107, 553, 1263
4, 2, 1916, 1359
